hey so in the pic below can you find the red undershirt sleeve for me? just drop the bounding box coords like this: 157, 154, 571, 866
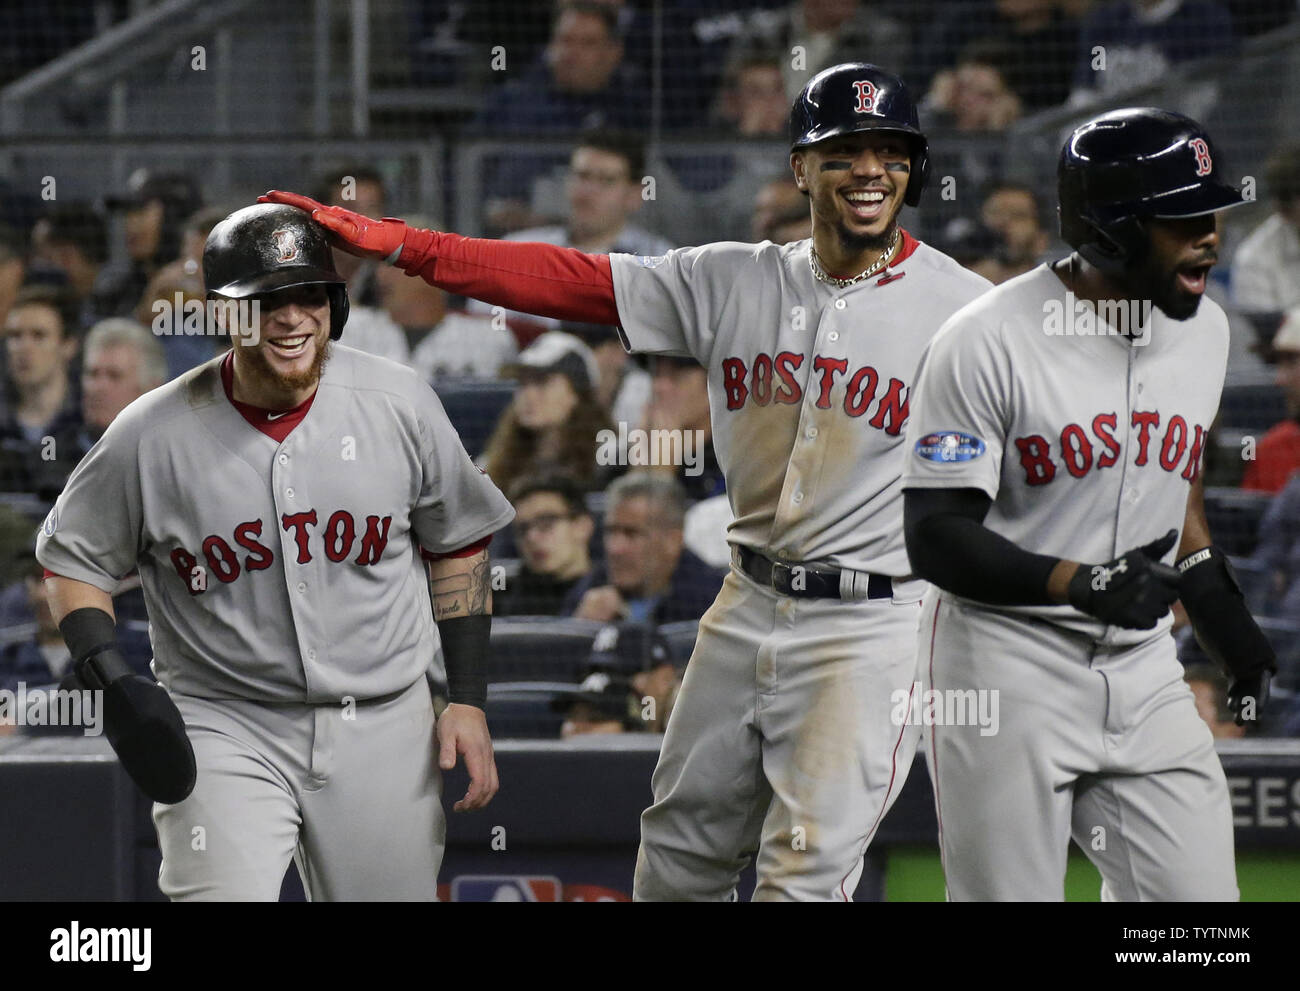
396, 228, 621, 326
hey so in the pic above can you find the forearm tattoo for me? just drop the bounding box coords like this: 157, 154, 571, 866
430, 554, 492, 621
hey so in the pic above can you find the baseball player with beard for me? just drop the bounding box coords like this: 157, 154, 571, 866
37, 203, 514, 900
902, 108, 1277, 901
262, 61, 990, 901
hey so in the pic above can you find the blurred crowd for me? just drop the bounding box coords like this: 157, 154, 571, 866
2, 0, 1300, 741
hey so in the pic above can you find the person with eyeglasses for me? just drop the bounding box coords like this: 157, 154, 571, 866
495, 472, 596, 618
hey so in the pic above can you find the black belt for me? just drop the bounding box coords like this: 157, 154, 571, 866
736, 546, 893, 600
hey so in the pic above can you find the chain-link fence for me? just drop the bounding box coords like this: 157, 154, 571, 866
1, 1, 1299, 746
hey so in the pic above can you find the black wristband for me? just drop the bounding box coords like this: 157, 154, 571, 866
438, 614, 490, 709
1177, 545, 1276, 679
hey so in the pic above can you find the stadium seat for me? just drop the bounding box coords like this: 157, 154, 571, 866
433, 378, 516, 458
485, 682, 575, 739
488, 617, 608, 683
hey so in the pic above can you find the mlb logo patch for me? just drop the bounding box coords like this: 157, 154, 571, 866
449, 875, 563, 902
915, 431, 986, 463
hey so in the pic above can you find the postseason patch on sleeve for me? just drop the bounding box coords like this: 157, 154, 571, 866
914, 431, 986, 463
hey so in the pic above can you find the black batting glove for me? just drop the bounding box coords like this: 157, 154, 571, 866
1067, 529, 1182, 630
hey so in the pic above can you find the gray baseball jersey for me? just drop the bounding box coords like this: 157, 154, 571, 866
902, 265, 1237, 901
903, 264, 1227, 644
36, 344, 514, 703
610, 232, 992, 900
611, 234, 991, 575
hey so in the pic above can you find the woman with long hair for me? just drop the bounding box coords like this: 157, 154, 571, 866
480, 332, 615, 496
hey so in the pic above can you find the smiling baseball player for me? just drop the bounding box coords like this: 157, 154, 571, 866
902, 108, 1277, 901
36, 203, 514, 900
261, 62, 991, 901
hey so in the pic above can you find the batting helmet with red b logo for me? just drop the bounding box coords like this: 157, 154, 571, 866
1058, 107, 1245, 275
204, 203, 350, 339
788, 62, 930, 207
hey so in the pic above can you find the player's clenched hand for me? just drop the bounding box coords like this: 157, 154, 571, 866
436, 703, 499, 812
1066, 529, 1182, 630
257, 190, 412, 264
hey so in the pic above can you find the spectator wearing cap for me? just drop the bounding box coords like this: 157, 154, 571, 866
641, 355, 724, 502
565, 472, 725, 624
0, 285, 83, 501
560, 321, 650, 426
558, 623, 681, 738
1242, 306, 1300, 494
373, 214, 518, 381
98, 169, 203, 318
495, 472, 596, 617
29, 203, 110, 331
76, 318, 167, 451
1232, 144, 1300, 315
480, 331, 615, 496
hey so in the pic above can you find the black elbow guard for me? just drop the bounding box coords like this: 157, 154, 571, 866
1176, 547, 1277, 679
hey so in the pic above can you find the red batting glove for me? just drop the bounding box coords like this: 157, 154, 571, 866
258, 189, 412, 264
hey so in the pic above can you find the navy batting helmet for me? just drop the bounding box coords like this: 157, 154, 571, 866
203, 203, 349, 340
1058, 107, 1245, 275
789, 62, 930, 208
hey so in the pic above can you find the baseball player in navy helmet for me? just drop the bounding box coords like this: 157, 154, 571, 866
38, 202, 514, 900
261, 62, 992, 900
903, 108, 1276, 900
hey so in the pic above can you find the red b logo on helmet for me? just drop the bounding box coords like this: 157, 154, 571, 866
852, 80, 877, 114
272, 229, 300, 264
1190, 138, 1213, 177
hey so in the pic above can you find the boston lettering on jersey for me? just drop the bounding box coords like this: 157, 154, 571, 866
719, 352, 910, 433
1015, 411, 1206, 485
169, 510, 394, 594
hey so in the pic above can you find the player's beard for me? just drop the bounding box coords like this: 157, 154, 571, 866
834, 212, 899, 258
1123, 252, 1202, 322
241, 334, 333, 396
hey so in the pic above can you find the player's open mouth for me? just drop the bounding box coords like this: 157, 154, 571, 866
267, 335, 312, 357
842, 189, 888, 221
1176, 263, 1212, 295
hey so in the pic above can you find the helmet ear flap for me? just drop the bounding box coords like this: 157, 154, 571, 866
904, 139, 930, 208
328, 284, 349, 340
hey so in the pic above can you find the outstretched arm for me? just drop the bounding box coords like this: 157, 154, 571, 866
259, 190, 620, 325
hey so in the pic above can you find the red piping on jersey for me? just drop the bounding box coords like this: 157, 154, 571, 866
927, 596, 948, 886
841, 674, 916, 901
397, 228, 620, 326
893, 229, 921, 265
421, 535, 492, 561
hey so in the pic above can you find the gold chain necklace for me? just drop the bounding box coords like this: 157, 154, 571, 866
808, 228, 900, 289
